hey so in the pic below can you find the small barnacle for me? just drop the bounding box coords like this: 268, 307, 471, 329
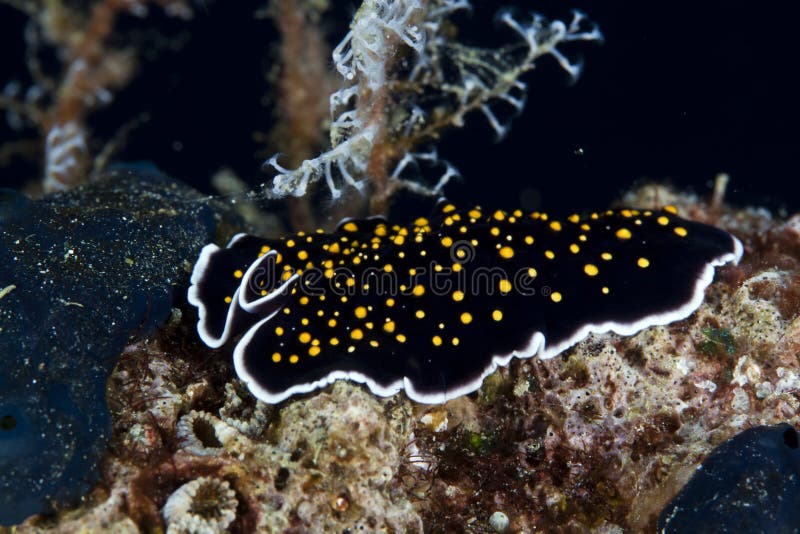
176, 411, 232, 456
162, 476, 238, 534
488, 511, 510, 533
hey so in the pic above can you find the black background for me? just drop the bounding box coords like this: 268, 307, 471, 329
1, 0, 798, 215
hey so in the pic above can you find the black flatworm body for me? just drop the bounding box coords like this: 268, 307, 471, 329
188, 204, 742, 404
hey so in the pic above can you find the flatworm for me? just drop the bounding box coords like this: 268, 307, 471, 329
188, 203, 742, 404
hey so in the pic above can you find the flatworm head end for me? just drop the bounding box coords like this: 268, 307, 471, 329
188, 205, 742, 404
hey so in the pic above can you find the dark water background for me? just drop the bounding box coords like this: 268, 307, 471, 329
0, 0, 798, 215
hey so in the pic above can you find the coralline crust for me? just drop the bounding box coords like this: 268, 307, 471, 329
12, 185, 800, 533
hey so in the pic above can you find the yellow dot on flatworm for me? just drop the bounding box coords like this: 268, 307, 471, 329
490, 227, 500, 236
260, 245, 271, 254
441, 236, 453, 247
416, 310, 426, 319
272, 353, 281, 363
443, 204, 456, 213
355, 306, 367, 319
330, 337, 340, 346
545, 250, 555, 260
568, 214, 580, 223
602, 286, 610, 294
224, 296, 232, 303
343, 222, 358, 232
299, 296, 309, 305
570, 243, 580, 254
452, 337, 460, 346
524, 236, 534, 245
551, 292, 563, 303
414, 217, 429, 227
657, 216, 669, 226
396, 334, 407, 343
499, 279, 512, 293
286, 239, 295, 248
601, 252, 613, 261
383, 321, 396, 333
452, 263, 462, 273
616, 228, 632, 240
297, 250, 309, 260
492, 309, 503, 321
393, 235, 405, 246
637, 257, 650, 268
584, 264, 599, 276
453, 290, 465, 302
233, 269, 243, 279
674, 227, 688, 237
370, 340, 379, 348
493, 210, 505, 221
375, 225, 387, 237
275, 326, 284, 336
550, 221, 562, 231
499, 246, 514, 259
460, 312, 472, 324
299, 332, 311, 343
329, 242, 341, 253
432, 335, 443, 346
468, 209, 482, 219
527, 268, 537, 278
386, 298, 395, 307
328, 318, 337, 328
351, 328, 364, 340
289, 355, 299, 364
309, 346, 321, 357
413, 285, 425, 296
382, 264, 393, 273
664, 205, 678, 214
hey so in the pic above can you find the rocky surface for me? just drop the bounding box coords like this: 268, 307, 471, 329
7, 184, 800, 532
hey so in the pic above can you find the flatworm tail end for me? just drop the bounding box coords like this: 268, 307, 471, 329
189, 205, 743, 405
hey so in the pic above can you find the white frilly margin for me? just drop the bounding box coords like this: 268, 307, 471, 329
187, 234, 299, 348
